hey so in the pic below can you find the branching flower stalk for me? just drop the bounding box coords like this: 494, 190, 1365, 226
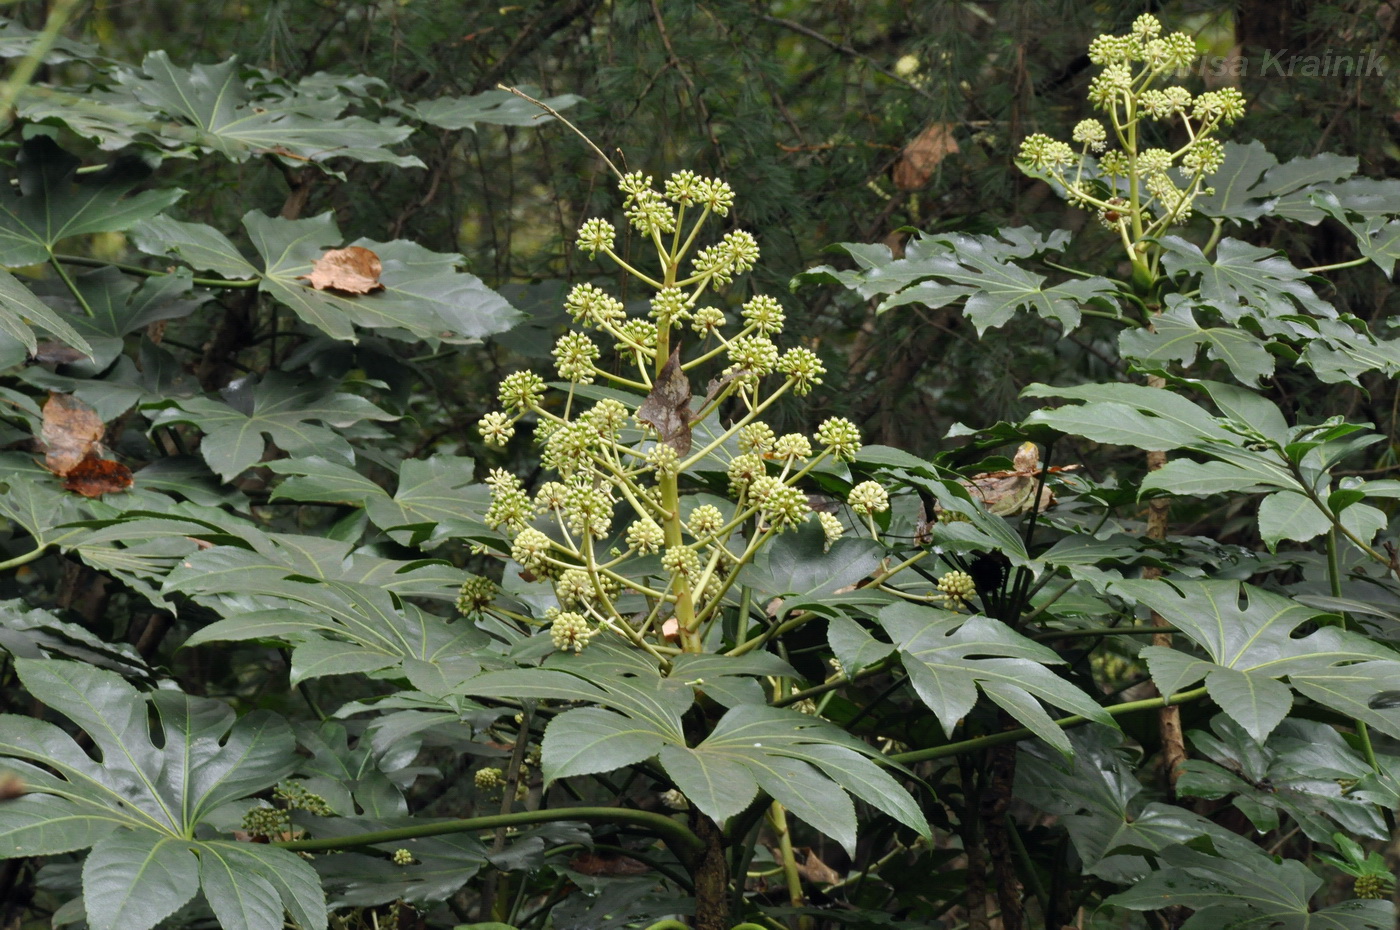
1016, 14, 1247, 791
1017, 14, 1245, 289
478, 170, 874, 655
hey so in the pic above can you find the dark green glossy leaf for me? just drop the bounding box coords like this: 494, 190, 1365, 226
0, 267, 92, 357
880, 602, 1112, 753
0, 137, 182, 266
82, 831, 199, 930
1115, 579, 1400, 741
405, 86, 581, 131
151, 371, 396, 479
1119, 297, 1274, 385
116, 53, 421, 167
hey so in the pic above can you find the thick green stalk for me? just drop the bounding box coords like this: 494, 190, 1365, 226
889, 686, 1208, 766
1326, 528, 1381, 777
275, 807, 704, 862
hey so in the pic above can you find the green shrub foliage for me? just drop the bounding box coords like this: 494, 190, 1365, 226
0, 9, 1398, 930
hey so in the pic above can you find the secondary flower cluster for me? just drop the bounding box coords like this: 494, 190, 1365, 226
1017, 14, 1245, 239
475, 171, 876, 653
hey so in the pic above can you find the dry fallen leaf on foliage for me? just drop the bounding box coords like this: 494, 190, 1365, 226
41, 392, 105, 475
959, 441, 1079, 516
793, 847, 842, 884
299, 245, 385, 294
917, 442, 1079, 542
893, 122, 959, 191
637, 347, 693, 454
39, 393, 133, 498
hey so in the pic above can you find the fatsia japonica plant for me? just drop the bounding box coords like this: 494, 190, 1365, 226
801, 11, 1400, 929
3, 9, 1400, 930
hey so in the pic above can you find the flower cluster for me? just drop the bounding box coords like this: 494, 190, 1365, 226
1015, 14, 1246, 243
474, 170, 863, 654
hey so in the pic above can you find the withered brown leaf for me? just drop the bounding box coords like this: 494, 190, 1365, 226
39, 393, 134, 498
61, 455, 134, 498
637, 347, 693, 454
41, 393, 107, 475
299, 245, 385, 294
892, 123, 960, 191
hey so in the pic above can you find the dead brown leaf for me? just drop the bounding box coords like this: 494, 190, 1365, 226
793, 847, 842, 885
41, 393, 106, 475
299, 245, 385, 294
31, 341, 90, 365
61, 455, 134, 499
637, 347, 693, 454
39, 393, 133, 498
893, 123, 959, 191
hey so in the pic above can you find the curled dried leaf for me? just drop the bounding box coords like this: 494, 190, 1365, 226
299, 245, 385, 294
637, 347, 693, 454
39, 393, 133, 497
893, 123, 959, 191
41, 393, 105, 475
61, 455, 134, 499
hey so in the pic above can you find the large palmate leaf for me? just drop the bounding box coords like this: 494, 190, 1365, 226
170, 541, 488, 687
1023, 381, 1387, 550
112, 53, 420, 167
150, 371, 397, 479
798, 227, 1119, 333
131, 211, 521, 342
36, 266, 206, 369
1118, 295, 1274, 385
0, 468, 85, 548
0, 266, 93, 358
738, 519, 885, 614
1177, 715, 1385, 843
269, 454, 490, 545
0, 599, 150, 677
1310, 193, 1400, 277
1113, 578, 1400, 742
876, 601, 1113, 753
1016, 726, 1238, 882
1193, 141, 1359, 224
462, 643, 926, 853
0, 136, 182, 267
1159, 237, 1332, 320
0, 659, 322, 930
1107, 842, 1393, 929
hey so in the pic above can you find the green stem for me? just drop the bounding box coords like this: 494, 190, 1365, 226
275, 806, 704, 860
1327, 528, 1381, 777
0, 0, 82, 122
768, 802, 808, 919
53, 255, 261, 289
889, 686, 1209, 765
1303, 257, 1372, 275
0, 543, 51, 572
49, 255, 94, 317
1029, 625, 1174, 641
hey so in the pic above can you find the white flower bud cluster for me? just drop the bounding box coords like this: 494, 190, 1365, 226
1015, 14, 1246, 238
937, 570, 978, 607
478, 168, 850, 652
